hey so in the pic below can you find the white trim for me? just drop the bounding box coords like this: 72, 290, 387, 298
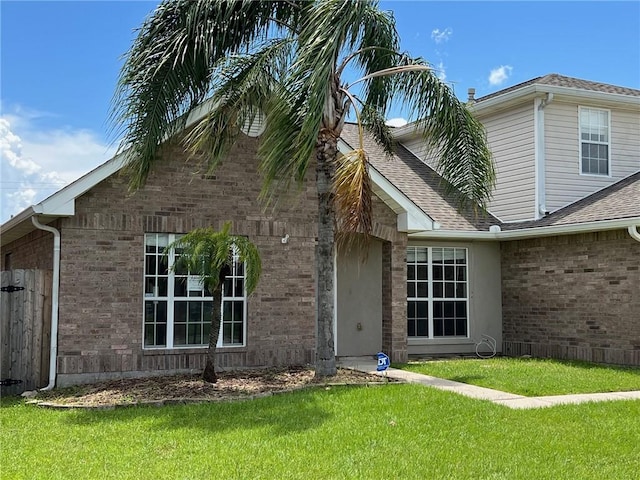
472, 84, 639, 117
142, 233, 247, 350
407, 246, 469, 339
628, 225, 640, 243
534, 94, 553, 218
410, 216, 640, 240
578, 106, 612, 177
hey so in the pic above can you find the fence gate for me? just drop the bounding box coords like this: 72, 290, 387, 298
1, 269, 52, 396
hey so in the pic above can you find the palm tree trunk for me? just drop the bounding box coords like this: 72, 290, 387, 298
315, 130, 338, 377
203, 266, 231, 383
203, 283, 222, 383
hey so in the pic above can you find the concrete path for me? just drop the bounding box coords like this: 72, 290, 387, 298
338, 357, 640, 410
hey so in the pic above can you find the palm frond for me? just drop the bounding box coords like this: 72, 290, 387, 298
360, 105, 395, 157
184, 37, 295, 172
111, 0, 303, 190
166, 223, 261, 295
281, 1, 389, 181
333, 148, 373, 244
388, 62, 495, 208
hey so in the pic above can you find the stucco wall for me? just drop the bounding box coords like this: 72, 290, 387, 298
501, 229, 640, 366
407, 240, 503, 356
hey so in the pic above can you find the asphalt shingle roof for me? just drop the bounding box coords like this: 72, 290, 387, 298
476, 73, 640, 103
340, 123, 500, 232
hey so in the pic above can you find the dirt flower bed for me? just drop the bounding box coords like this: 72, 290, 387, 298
31, 366, 390, 408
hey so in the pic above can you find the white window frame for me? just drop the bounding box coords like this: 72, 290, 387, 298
406, 246, 469, 340
579, 106, 611, 177
142, 233, 247, 350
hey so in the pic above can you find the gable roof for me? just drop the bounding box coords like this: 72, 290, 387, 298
339, 123, 499, 232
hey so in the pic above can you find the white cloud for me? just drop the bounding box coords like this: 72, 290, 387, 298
0, 109, 116, 223
488, 65, 513, 86
385, 118, 408, 128
431, 28, 452, 44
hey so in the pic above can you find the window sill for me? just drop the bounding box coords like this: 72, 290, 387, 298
408, 338, 474, 346
143, 346, 247, 355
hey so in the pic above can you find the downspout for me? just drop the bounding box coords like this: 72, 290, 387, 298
535, 92, 554, 218
31, 216, 60, 390
629, 225, 640, 243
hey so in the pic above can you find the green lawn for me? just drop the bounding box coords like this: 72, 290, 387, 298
396, 357, 640, 396
2, 384, 639, 479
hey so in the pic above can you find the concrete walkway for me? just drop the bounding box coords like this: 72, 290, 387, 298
338, 357, 640, 410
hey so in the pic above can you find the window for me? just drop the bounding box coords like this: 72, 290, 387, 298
407, 247, 468, 339
580, 107, 610, 175
143, 233, 246, 349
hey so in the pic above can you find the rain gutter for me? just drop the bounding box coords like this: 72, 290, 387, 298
31, 216, 60, 390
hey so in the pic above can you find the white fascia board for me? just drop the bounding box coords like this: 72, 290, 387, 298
0, 206, 35, 233
409, 217, 640, 241
499, 217, 640, 240
37, 152, 127, 216
2, 98, 215, 236
337, 139, 434, 232
535, 85, 640, 107
471, 85, 639, 117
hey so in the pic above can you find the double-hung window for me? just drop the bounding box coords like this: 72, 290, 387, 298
579, 107, 610, 176
407, 247, 468, 339
143, 233, 246, 349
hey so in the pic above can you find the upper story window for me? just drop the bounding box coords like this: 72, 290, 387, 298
143, 233, 246, 349
579, 107, 610, 176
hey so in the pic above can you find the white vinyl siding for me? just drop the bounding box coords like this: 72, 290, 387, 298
401, 103, 536, 222
400, 136, 439, 170
545, 102, 640, 212
481, 104, 536, 221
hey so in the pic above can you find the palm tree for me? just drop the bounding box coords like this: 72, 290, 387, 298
112, 0, 495, 377
166, 224, 261, 383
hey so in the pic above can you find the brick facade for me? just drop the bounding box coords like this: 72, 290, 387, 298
501, 229, 640, 366
2, 227, 54, 270
1, 135, 409, 385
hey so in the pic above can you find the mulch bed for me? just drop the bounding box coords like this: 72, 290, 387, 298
29, 366, 393, 409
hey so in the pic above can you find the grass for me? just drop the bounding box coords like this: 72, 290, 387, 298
2, 383, 640, 479
395, 357, 640, 396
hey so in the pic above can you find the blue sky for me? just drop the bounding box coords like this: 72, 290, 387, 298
1, 1, 639, 222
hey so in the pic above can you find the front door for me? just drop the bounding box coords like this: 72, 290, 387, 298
336, 239, 382, 356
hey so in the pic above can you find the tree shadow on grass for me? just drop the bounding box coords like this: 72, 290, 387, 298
61, 386, 343, 436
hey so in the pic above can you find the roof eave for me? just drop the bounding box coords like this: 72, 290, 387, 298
471, 84, 640, 116
409, 217, 640, 241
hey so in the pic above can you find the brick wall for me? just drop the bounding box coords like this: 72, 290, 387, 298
51, 135, 320, 384
501, 229, 640, 366
372, 195, 408, 363
15, 134, 408, 385
2, 227, 55, 270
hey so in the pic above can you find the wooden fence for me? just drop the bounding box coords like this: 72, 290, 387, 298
1, 269, 52, 395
